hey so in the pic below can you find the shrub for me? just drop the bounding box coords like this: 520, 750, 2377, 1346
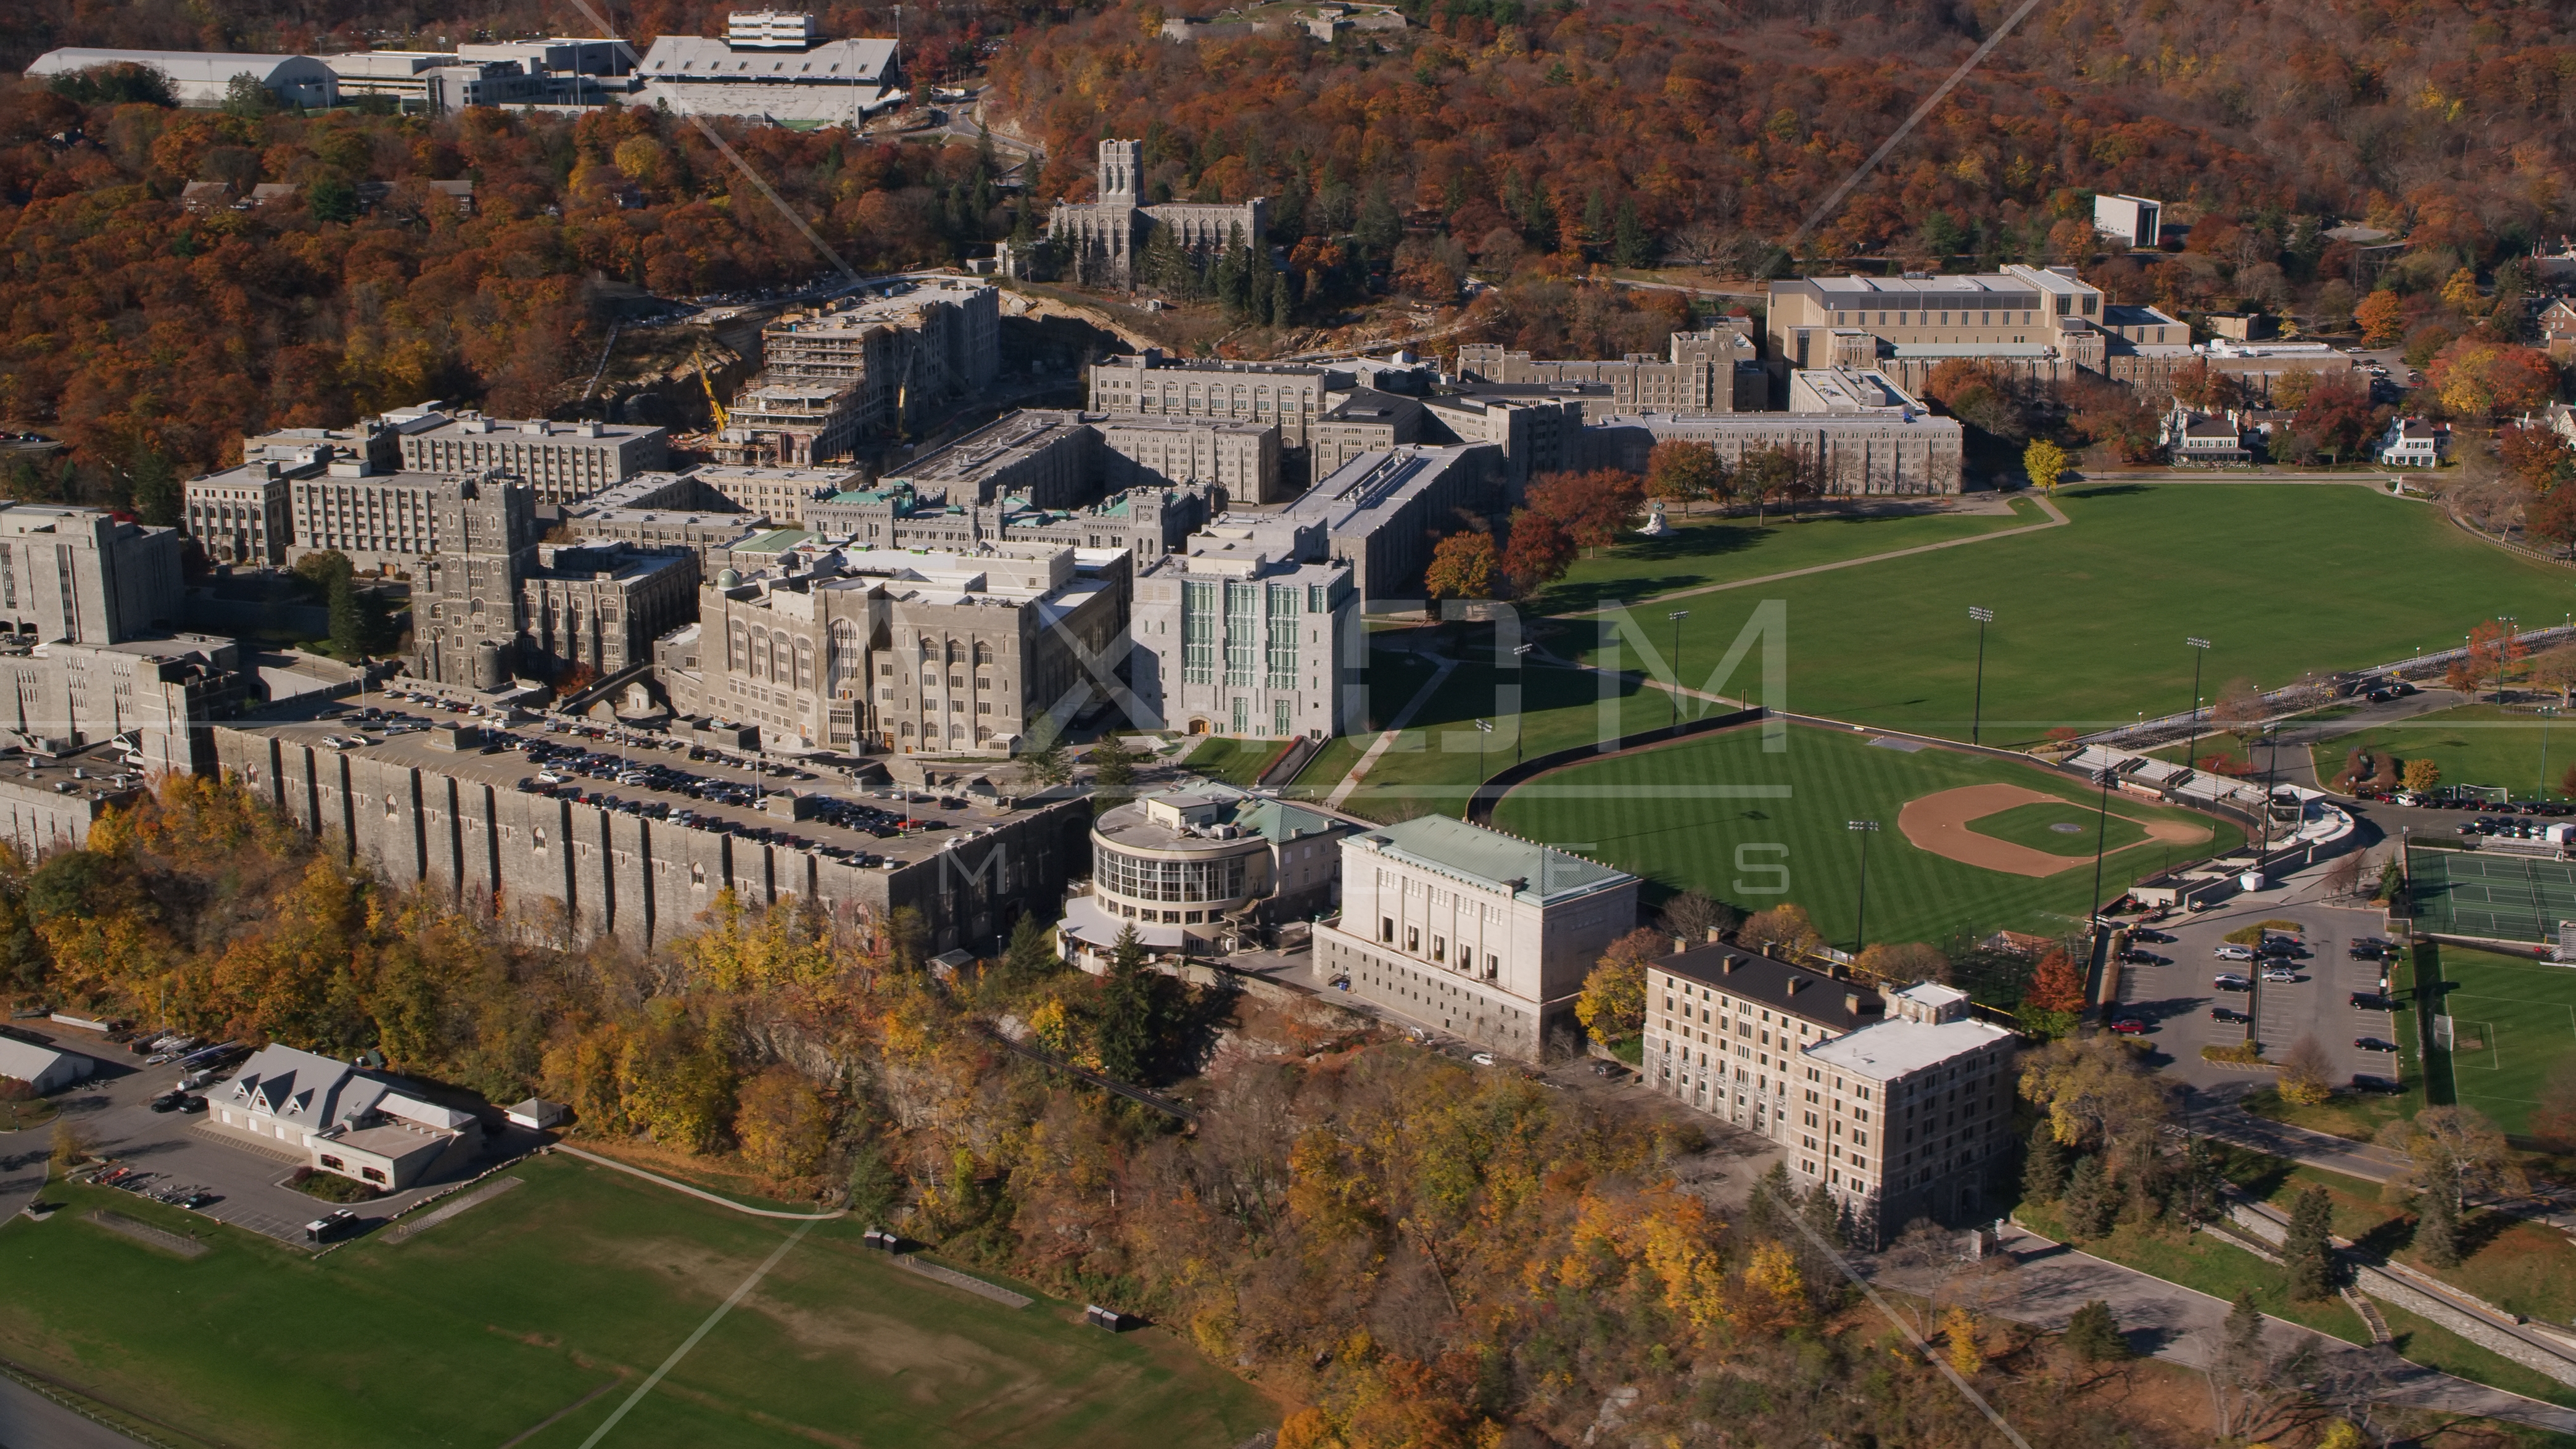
2201, 1041, 2264, 1064
0, 1075, 33, 1102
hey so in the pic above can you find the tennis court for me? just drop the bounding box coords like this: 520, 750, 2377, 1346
2408, 846, 2576, 944
2422, 944, 2576, 1137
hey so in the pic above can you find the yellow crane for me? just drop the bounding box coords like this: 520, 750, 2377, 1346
692, 349, 729, 431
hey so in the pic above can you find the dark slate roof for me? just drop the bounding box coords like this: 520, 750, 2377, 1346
1648, 943, 1884, 1031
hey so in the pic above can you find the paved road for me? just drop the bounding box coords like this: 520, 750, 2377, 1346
0, 1373, 149, 1449
1947, 1224, 2576, 1434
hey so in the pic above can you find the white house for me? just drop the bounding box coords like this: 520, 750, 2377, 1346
2092, 194, 2163, 250
1315, 815, 1639, 1060
2161, 402, 2250, 462
2377, 416, 2450, 467
212, 1044, 479, 1189
0, 1036, 95, 1094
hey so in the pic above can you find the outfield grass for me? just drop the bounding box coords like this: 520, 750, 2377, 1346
1488, 723, 2243, 947
1966, 799, 2149, 857
1553, 483, 2576, 745
2419, 943, 2576, 1138
2312, 703, 2576, 800
0, 1155, 1271, 1449
1329, 657, 1678, 824
1176, 735, 1288, 786
1527, 498, 2041, 615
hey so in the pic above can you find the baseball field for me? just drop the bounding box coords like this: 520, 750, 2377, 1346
1487, 721, 2245, 948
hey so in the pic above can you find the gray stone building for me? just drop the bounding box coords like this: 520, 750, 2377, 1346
0, 634, 243, 775
1455, 328, 1762, 415
1272, 444, 1495, 604
1049, 140, 1268, 291
1060, 783, 1355, 965
1766, 265, 2108, 399
563, 508, 768, 563
716, 275, 1001, 464
0, 503, 185, 645
212, 722, 1092, 956
1096, 416, 1281, 503
1418, 394, 1582, 497
0, 743, 152, 858
185, 456, 303, 567
1128, 527, 1360, 740
659, 540, 1125, 756
1088, 352, 1345, 450
415, 478, 700, 689
693, 464, 863, 524
1582, 369, 1965, 495
879, 410, 1097, 509
383, 405, 667, 503
804, 477, 1215, 564
1310, 389, 1425, 479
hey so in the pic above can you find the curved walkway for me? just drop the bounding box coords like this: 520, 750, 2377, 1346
555, 1146, 845, 1220
1559, 492, 2068, 618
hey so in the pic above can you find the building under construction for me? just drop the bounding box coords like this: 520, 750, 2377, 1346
708, 275, 1001, 465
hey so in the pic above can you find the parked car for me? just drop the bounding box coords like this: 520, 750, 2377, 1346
2130, 928, 2173, 944
2350, 1074, 2403, 1095
2210, 1006, 2252, 1023
147, 1090, 187, 1113
1468, 1052, 1496, 1067
303, 1208, 360, 1244
2349, 992, 2393, 1010
2261, 967, 2300, 983
178, 1094, 206, 1114
2355, 1036, 2400, 1052
2118, 949, 2166, 965
2213, 974, 2252, 991
2109, 1017, 2147, 1035
2214, 944, 2256, 961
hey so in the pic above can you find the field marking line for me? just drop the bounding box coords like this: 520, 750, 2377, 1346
576, 1217, 817, 1449
498, 1379, 622, 1449
555, 1146, 845, 1220
1558, 493, 2070, 619
1324, 654, 1458, 809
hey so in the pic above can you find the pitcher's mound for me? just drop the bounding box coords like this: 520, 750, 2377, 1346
1898, 783, 2210, 878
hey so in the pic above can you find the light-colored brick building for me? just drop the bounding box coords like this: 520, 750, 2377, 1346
384, 407, 667, 503
0, 503, 185, 645
1455, 327, 1762, 415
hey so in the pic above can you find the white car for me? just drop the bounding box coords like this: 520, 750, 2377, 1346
2213, 944, 2255, 960
2261, 967, 2299, 983
1469, 1052, 1495, 1067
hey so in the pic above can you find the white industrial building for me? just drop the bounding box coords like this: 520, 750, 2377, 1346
24, 47, 339, 107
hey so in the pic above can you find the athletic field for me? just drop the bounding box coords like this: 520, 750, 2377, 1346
2421, 943, 2576, 1138
2408, 846, 2576, 944
1488, 722, 2245, 948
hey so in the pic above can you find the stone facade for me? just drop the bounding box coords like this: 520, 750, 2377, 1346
1050, 140, 1268, 292
1455, 328, 1761, 415
0, 634, 242, 775
212, 724, 1091, 956
1316, 816, 1640, 1062
1088, 351, 1344, 450
0, 503, 185, 645
184, 459, 300, 567
805, 479, 1216, 566
1096, 416, 1281, 503
1584, 406, 1964, 495
386, 408, 667, 504
0, 745, 149, 859
1768, 265, 2109, 401
879, 409, 1098, 509
413, 479, 700, 688
715, 275, 1001, 465
1129, 535, 1359, 740
693, 464, 863, 524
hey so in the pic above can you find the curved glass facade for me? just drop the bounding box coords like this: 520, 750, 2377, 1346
1096, 844, 1249, 904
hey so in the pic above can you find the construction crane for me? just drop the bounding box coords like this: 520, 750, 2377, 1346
692, 349, 729, 431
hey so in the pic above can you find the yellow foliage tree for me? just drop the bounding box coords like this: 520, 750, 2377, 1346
2024, 438, 2068, 493
1574, 927, 1660, 1044
2355, 290, 2404, 346
734, 1064, 833, 1180
2401, 758, 2440, 793
1739, 1239, 1806, 1329
1941, 1305, 1984, 1376
678, 891, 841, 994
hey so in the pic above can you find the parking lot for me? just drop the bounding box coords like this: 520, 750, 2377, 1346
9, 1024, 532, 1249
2110, 864, 2405, 1096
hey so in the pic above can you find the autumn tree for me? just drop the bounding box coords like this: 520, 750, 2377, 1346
2355, 291, 2405, 347
2377, 1105, 2525, 1218
1740, 902, 1820, 956
1499, 510, 1576, 597
2400, 758, 2440, 794
735, 1064, 833, 1181
1645, 440, 1723, 516
1855, 941, 1951, 985
1656, 888, 1735, 946
1575, 927, 1664, 1044
2023, 438, 2068, 492
2427, 339, 2559, 421
2500, 425, 2576, 493
2277, 1035, 2333, 1107
1525, 469, 1645, 555
1422, 530, 1496, 601
2020, 1033, 2168, 1163
2024, 949, 2087, 1013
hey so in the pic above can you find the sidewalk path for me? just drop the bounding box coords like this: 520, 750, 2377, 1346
1559, 493, 2068, 618
555, 1146, 844, 1221
1323, 653, 1458, 810
0, 1370, 151, 1449
1951, 1224, 2576, 1433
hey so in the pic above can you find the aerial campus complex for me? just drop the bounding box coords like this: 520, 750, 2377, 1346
20, 17, 2576, 1442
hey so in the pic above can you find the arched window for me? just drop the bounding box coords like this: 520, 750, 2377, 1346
793, 637, 814, 690
728, 622, 748, 671
772, 635, 791, 682
748, 627, 769, 679
828, 619, 861, 696
973, 641, 992, 666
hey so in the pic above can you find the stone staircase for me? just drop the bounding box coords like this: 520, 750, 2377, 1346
2343, 1286, 2393, 1344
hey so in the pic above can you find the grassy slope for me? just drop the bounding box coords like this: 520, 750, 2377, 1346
1557, 484, 2576, 746
1490, 723, 2243, 945
0, 1156, 1270, 1449
2311, 704, 2576, 800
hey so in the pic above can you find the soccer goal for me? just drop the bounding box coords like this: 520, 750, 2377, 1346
2434, 1014, 2453, 1051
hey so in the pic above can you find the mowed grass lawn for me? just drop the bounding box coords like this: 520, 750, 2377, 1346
1528, 498, 2041, 615
1490, 724, 2244, 947
1554, 483, 2576, 745
0, 1155, 1271, 1449
2313, 703, 2576, 799
2419, 943, 2576, 1139
1967, 799, 2149, 856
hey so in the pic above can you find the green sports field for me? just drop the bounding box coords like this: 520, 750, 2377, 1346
1527, 498, 2042, 615
1487, 722, 2245, 948
0, 1154, 1269, 1449
1555, 483, 2576, 746
2314, 704, 2576, 802
2419, 943, 2576, 1139
1965, 799, 2150, 856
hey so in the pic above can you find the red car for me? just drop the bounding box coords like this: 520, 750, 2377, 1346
2109, 1017, 2148, 1035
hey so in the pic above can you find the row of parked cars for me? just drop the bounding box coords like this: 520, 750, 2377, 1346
506, 740, 944, 865
80, 1164, 215, 1208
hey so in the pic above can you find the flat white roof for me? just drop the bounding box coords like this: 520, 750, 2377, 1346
1803, 1015, 2013, 1081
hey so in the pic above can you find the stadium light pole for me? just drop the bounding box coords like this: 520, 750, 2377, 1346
1667, 609, 1691, 731
2542, 706, 2560, 801
1475, 717, 1492, 788
2498, 616, 2519, 704
1969, 606, 1994, 746
1847, 820, 1880, 954
2087, 764, 2113, 940
1511, 644, 1536, 764
2182, 637, 2213, 770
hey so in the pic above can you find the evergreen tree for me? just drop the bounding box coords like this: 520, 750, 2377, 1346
1269, 273, 1293, 329
327, 572, 365, 659
2413, 1183, 2462, 1268
1744, 1160, 1792, 1236
1799, 1181, 1846, 1249
1355, 183, 1402, 258
1612, 199, 1652, 268
1212, 225, 1252, 318
1582, 189, 1609, 255
2167, 1134, 2227, 1224
1000, 912, 1059, 979
1096, 924, 1153, 1081
2062, 1154, 2116, 1238
2221, 1289, 2266, 1366
2022, 1121, 2066, 1202
2062, 1299, 2131, 1362
2284, 1183, 2337, 1300
1089, 738, 1141, 815
126, 445, 180, 526
4, 457, 43, 502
